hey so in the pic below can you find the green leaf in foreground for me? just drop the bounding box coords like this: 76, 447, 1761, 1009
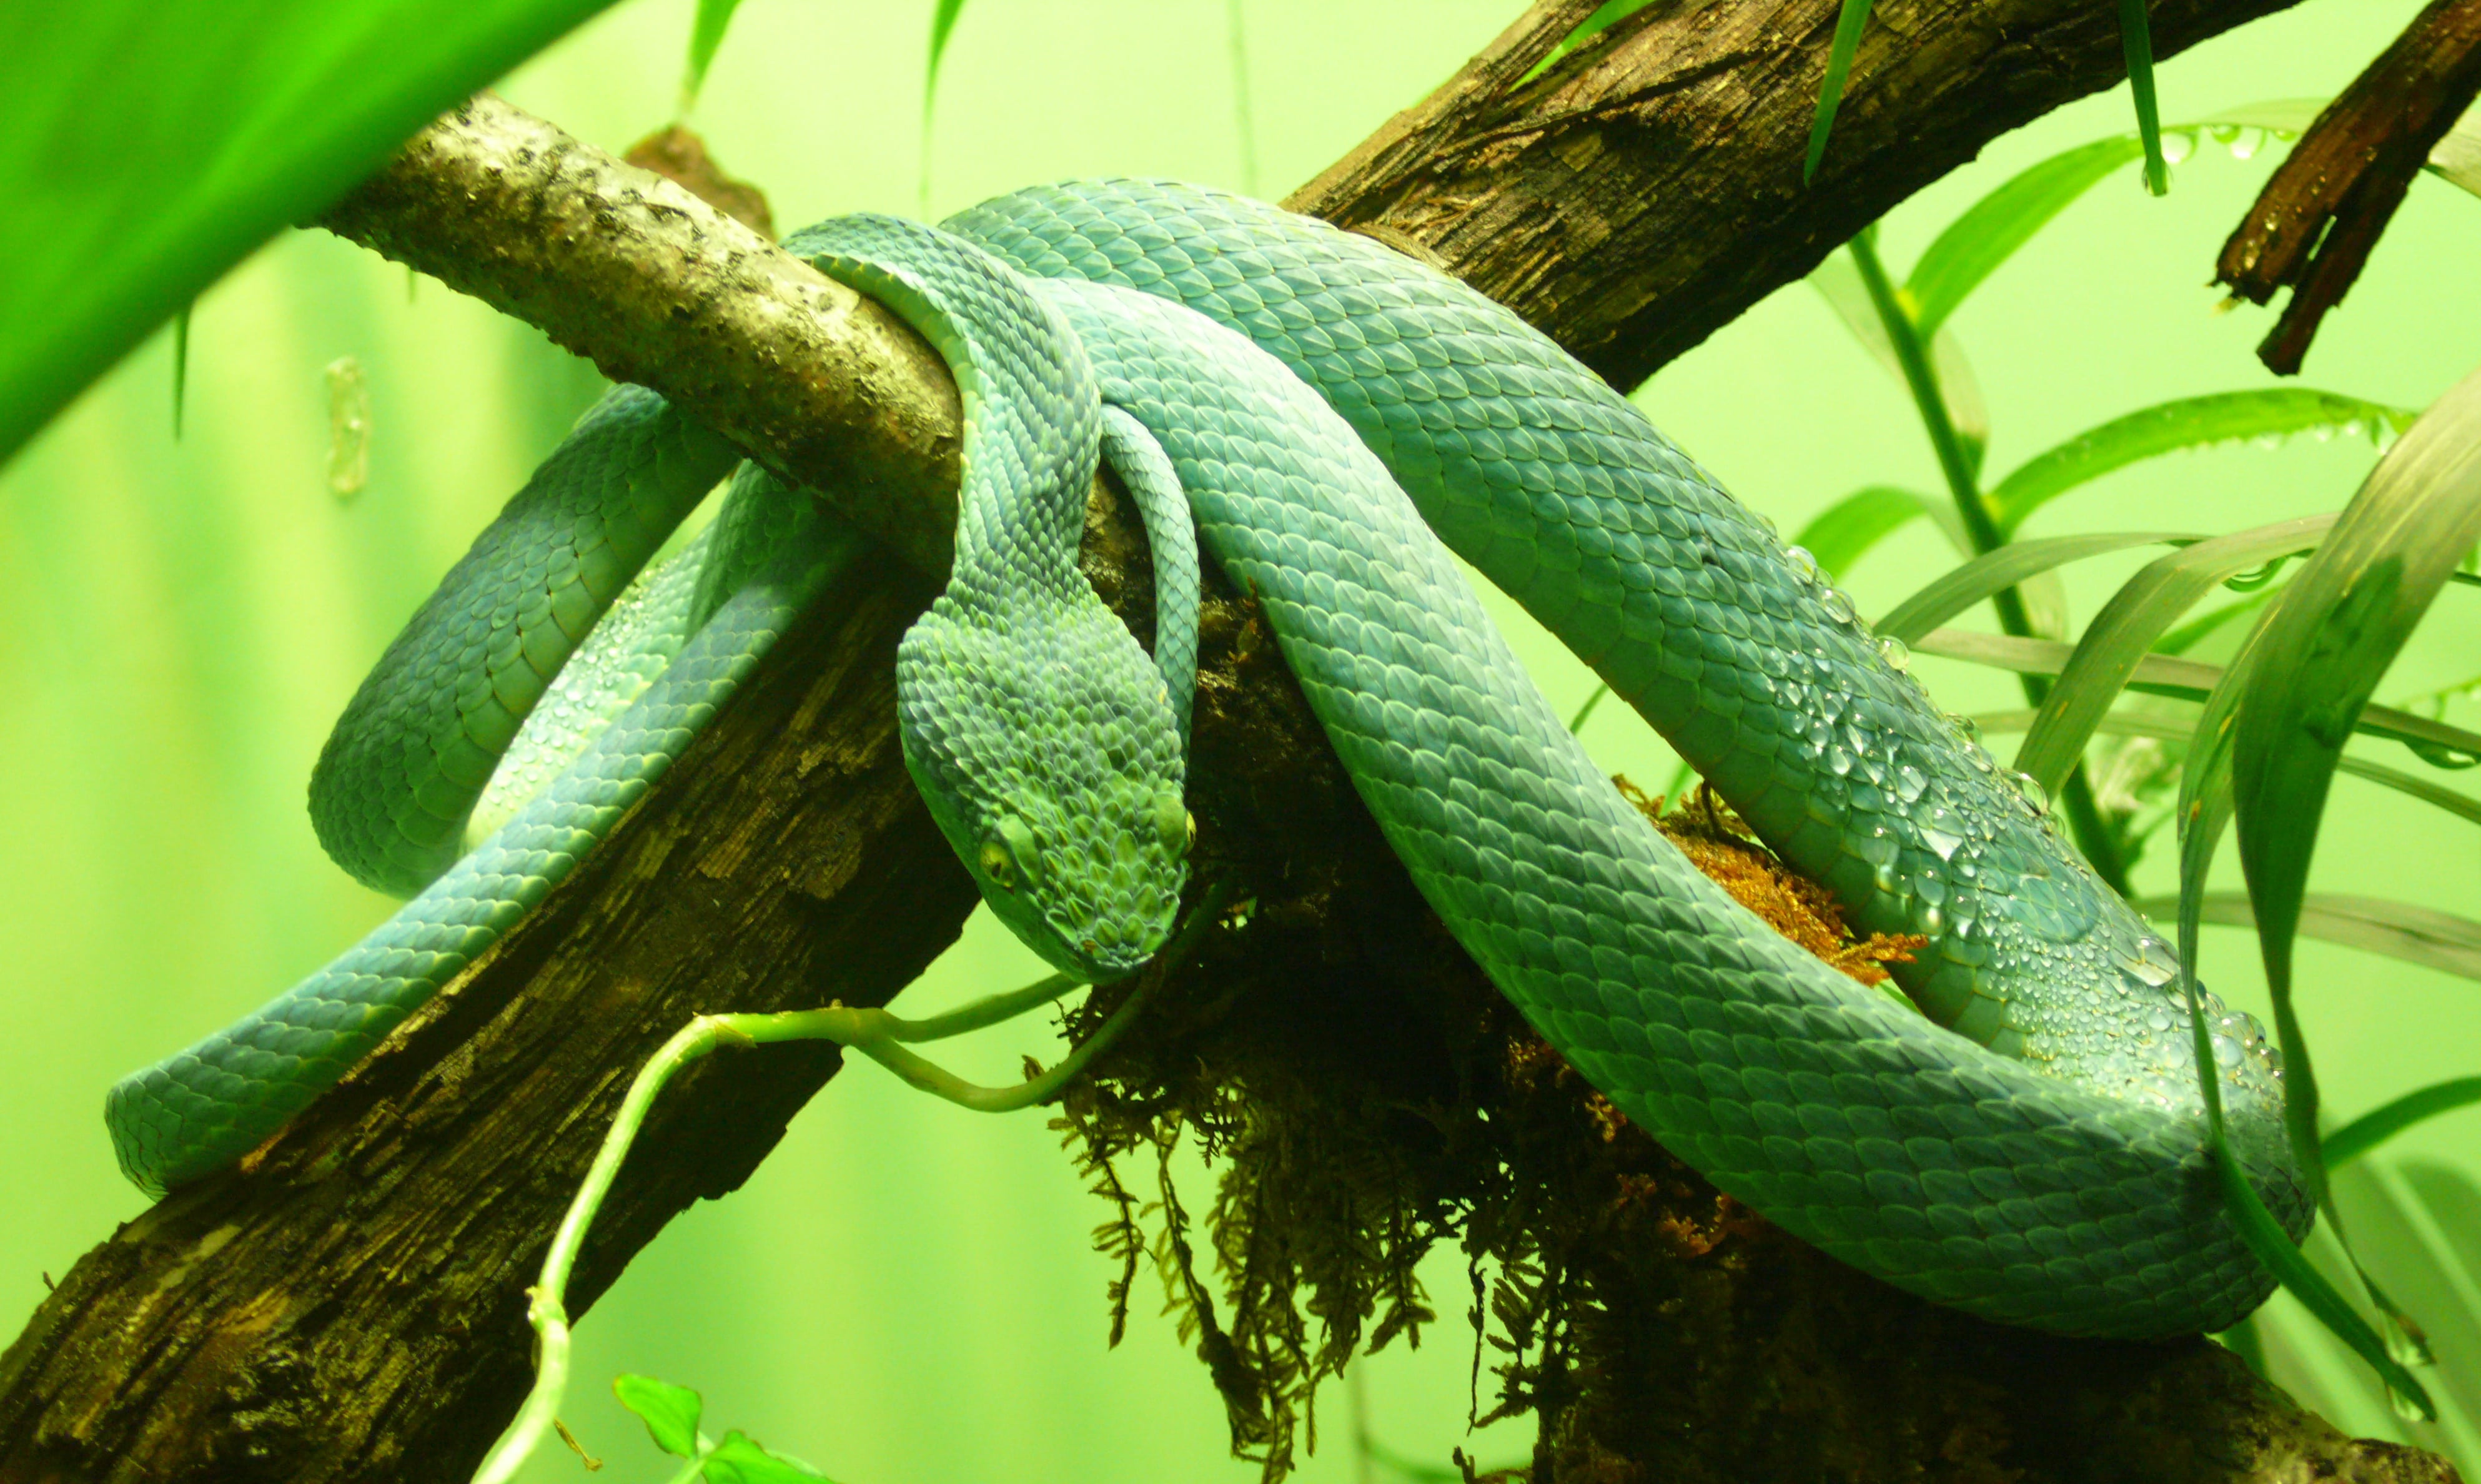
2013, 515, 2334, 798
1986, 390, 2419, 536
1911, 629, 2481, 766
2118, 0, 2166, 195
2231, 365, 2481, 1222
1873, 531, 2192, 646
680, 0, 746, 115
0, 0, 621, 468
1802, 0, 1874, 184
615, 1373, 703, 1458
703, 1430, 841, 1483
1793, 485, 1935, 578
2139, 891, 2481, 984
2327, 1078, 2481, 1168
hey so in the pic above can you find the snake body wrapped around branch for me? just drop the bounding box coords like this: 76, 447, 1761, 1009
105, 179, 2306, 1340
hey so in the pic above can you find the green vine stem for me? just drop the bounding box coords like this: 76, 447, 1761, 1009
470, 883, 1232, 1484
1845, 227, 2135, 897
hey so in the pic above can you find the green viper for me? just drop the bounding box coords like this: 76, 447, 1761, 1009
107, 181, 2305, 1341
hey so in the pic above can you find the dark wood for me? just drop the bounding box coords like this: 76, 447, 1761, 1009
3, 2, 2460, 1480
2215, 0, 2481, 374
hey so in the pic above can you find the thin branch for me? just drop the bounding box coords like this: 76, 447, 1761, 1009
2214, 0, 2481, 375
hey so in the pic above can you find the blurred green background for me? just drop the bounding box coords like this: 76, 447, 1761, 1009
4, 1, 2478, 1477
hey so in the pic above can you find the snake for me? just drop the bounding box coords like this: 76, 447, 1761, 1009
105, 179, 2306, 1341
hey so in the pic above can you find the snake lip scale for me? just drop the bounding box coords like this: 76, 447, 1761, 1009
106, 179, 2305, 1342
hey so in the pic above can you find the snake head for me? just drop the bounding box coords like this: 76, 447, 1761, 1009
896, 595, 1191, 981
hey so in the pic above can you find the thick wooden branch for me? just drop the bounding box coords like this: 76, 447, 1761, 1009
2213, 0, 2481, 375
2, 2, 2458, 1481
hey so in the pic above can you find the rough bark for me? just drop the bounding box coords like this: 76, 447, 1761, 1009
2, 1, 2458, 1482
2213, 0, 2481, 374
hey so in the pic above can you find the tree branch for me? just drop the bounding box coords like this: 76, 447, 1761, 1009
4, 2, 2456, 1481
2212, 0, 2481, 375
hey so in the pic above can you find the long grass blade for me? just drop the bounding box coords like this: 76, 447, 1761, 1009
1902, 101, 2325, 337
678, 0, 743, 115
1873, 532, 2192, 645
2119, 0, 2167, 196
1802, 0, 1874, 184
2166, 613, 2436, 1418
2231, 367, 2481, 1220
2012, 515, 2335, 797
170, 302, 192, 441
1810, 257, 1990, 472
1518, 0, 1658, 85
919, 0, 971, 209
1976, 708, 2481, 826
2328, 1080, 2481, 1167
1913, 630, 2481, 764
1986, 390, 2419, 536
2139, 891, 2481, 983
1791, 485, 1935, 578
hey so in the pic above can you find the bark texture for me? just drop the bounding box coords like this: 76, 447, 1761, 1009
2212, 0, 2481, 374
2, 2, 2459, 1481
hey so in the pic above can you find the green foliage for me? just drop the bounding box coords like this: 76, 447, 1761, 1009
680, 0, 750, 116
617, 1373, 705, 1457
1988, 392, 2419, 536
616, 1373, 840, 1481
2118, 0, 2166, 195
0, 0, 620, 467
1802, 0, 1873, 183
2330, 1079, 2481, 1168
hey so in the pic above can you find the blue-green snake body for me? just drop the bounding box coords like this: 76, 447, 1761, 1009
107, 181, 2305, 1340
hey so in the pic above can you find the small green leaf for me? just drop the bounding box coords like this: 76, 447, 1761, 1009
703, 1429, 839, 1483
1569, 683, 1610, 735
1873, 531, 2193, 646
1802, 0, 1873, 184
2141, 891, 2481, 983
2013, 515, 2335, 798
2119, 0, 2166, 195
926, 0, 969, 99
2326, 1079, 2481, 1167
2232, 366, 2481, 1215
1793, 485, 1935, 578
614, 1373, 703, 1458
1986, 390, 2419, 536
2424, 105, 2481, 198
679, 0, 745, 115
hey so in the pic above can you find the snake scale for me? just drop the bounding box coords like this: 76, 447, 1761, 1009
106, 179, 2306, 1340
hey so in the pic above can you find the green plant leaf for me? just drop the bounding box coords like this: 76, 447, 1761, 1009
2231, 367, 2481, 1216
1873, 532, 2192, 646
926, 0, 969, 102
680, 0, 746, 114
615, 1373, 704, 1458
2013, 515, 2335, 798
703, 1430, 839, 1483
2165, 615, 2435, 1420
1810, 254, 1989, 475
1803, 0, 1873, 184
1986, 390, 2419, 536
0, 0, 621, 468
2327, 1079, 2481, 1167
1910, 630, 2481, 764
1518, 0, 1658, 85
1902, 100, 2336, 337
1976, 708, 2481, 826
2119, 0, 2166, 196
1791, 485, 1936, 578
2139, 892, 2481, 983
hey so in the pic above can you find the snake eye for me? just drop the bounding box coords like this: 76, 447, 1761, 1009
989, 814, 1043, 888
